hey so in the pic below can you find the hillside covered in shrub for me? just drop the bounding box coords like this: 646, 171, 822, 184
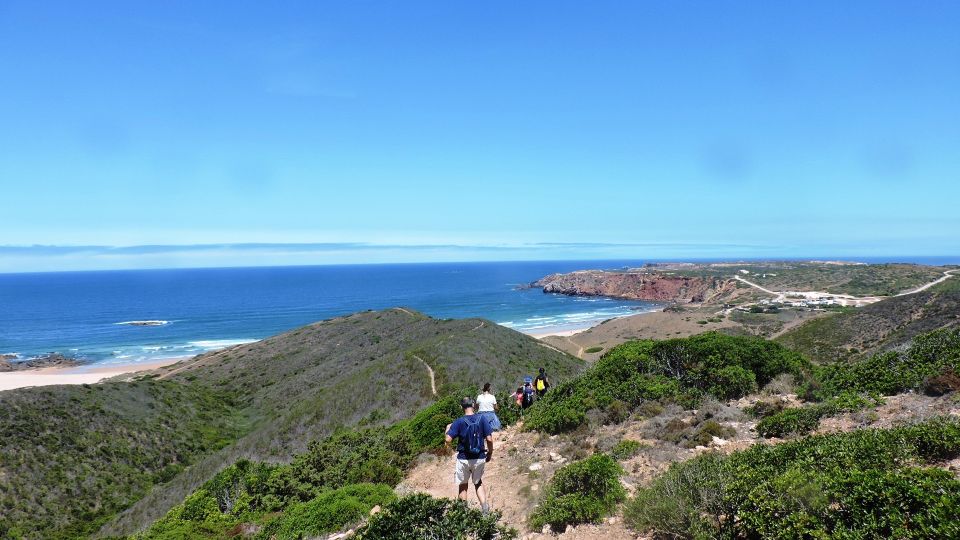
776, 276, 960, 363
130, 393, 518, 539
0, 309, 579, 539
626, 417, 960, 539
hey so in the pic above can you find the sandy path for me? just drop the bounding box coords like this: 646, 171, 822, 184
896, 269, 957, 295
398, 423, 638, 539
736, 269, 957, 305
413, 354, 437, 396
0, 357, 185, 392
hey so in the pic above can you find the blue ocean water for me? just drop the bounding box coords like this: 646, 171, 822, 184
3, 256, 957, 367
0, 261, 658, 365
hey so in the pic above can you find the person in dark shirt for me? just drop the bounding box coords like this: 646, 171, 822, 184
534, 367, 551, 398
445, 396, 494, 513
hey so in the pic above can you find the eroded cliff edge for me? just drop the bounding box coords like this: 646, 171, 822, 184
534, 270, 738, 304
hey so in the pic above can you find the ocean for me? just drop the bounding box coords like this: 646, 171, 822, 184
4, 256, 957, 367
0, 260, 658, 365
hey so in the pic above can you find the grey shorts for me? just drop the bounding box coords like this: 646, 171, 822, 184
455, 458, 486, 485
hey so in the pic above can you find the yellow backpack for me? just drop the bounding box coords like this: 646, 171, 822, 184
536, 377, 546, 391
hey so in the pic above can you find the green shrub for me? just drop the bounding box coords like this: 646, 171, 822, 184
354, 493, 515, 540
625, 417, 960, 539
584, 346, 604, 354
495, 391, 522, 428
610, 439, 645, 461
743, 399, 786, 419
816, 328, 960, 398
401, 394, 464, 453
530, 454, 626, 532
624, 452, 727, 538
524, 333, 809, 434
257, 484, 395, 539
755, 393, 877, 438
685, 420, 736, 448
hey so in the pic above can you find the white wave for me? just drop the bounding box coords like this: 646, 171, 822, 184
114, 320, 170, 327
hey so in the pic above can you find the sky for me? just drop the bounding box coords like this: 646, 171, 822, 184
1, 1, 959, 271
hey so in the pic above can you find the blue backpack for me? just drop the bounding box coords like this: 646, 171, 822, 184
463, 416, 485, 456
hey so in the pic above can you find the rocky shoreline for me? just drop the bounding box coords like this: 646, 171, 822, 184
0, 353, 86, 372
533, 270, 738, 304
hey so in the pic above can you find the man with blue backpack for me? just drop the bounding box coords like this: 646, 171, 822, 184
445, 396, 495, 513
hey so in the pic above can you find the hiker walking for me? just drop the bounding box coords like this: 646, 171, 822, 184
445, 397, 494, 513
534, 367, 551, 398
521, 377, 536, 409
513, 386, 524, 408
476, 383, 502, 431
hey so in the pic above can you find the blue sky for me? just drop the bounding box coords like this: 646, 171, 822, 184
1, 1, 958, 271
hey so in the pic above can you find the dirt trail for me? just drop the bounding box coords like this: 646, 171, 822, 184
735, 269, 957, 306
413, 354, 437, 396
536, 341, 570, 356
564, 336, 585, 359
397, 422, 638, 539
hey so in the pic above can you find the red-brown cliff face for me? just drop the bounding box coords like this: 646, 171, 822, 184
534, 271, 737, 304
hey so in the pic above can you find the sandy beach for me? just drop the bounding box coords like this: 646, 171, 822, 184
528, 327, 587, 339
0, 356, 188, 392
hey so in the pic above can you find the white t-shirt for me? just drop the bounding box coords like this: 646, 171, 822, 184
476, 392, 497, 412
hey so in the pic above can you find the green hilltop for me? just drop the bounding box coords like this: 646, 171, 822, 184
0, 308, 580, 539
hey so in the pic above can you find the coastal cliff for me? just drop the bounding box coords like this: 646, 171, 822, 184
534, 270, 738, 303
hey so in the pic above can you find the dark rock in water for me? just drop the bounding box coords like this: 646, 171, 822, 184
116, 320, 169, 327
0, 353, 85, 372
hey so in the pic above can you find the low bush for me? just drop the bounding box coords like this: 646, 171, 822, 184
743, 398, 787, 419
135, 394, 469, 539
625, 417, 960, 539
257, 484, 395, 539
610, 439, 645, 461
530, 454, 626, 532
495, 391, 522, 427
354, 493, 515, 540
816, 328, 960, 397
584, 346, 604, 354
399, 394, 464, 453
756, 393, 879, 438
524, 333, 810, 434
685, 420, 736, 448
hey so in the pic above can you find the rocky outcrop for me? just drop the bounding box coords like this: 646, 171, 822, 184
0, 353, 84, 372
534, 270, 738, 304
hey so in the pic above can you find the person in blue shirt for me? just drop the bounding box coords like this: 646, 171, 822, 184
445, 396, 494, 513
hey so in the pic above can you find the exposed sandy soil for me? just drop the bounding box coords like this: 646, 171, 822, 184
817, 392, 960, 434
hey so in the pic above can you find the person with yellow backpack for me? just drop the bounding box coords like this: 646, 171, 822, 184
534, 367, 550, 398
